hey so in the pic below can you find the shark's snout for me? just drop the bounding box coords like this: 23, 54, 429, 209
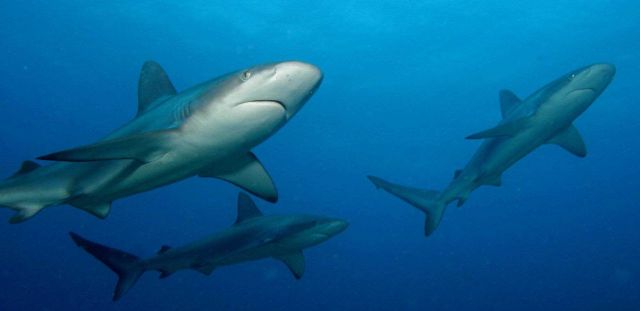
272, 61, 323, 119
321, 218, 349, 236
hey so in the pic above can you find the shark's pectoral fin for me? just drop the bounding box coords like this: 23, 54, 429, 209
199, 153, 278, 203
547, 125, 587, 158
137, 61, 177, 116
9, 161, 41, 178
499, 89, 522, 119
466, 117, 531, 140
276, 251, 305, 279
37, 129, 178, 163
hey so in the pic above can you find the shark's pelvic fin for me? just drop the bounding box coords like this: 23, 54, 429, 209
481, 174, 502, 187
499, 89, 522, 119
367, 176, 446, 236
276, 251, 305, 279
10, 161, 41, 178
466, 117, 531, 140
199, 152, 278, 203
191, 264, 215, 276
71, 201, 112, 219
235, 192, 263, 224
157, 245, 172, 254
69, 232, 144, 301
37, 129, 178, 163
137, 61, 177, 116
547, 125, 587, 157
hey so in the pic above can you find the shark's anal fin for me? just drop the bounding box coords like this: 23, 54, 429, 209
138, 61, 177, 116
466, 117, 531, 140
547, 125, 587, 158
7, 204, 45, 224
276, 251, 305, 279
37, 129, 178, 163
499, 89, 522, 119
10, 161, 41, 178
235, 192, 263, 224
199, 152, 278, 203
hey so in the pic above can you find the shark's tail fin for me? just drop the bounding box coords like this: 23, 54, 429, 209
367, 176, 447, 236
69, 232, 144, 301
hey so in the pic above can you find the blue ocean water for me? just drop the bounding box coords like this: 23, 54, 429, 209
0, 0, 638, 310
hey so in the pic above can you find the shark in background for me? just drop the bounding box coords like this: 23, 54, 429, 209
0, 60, 322, 223
70, 192, 349, 301
369, 63, 616, 236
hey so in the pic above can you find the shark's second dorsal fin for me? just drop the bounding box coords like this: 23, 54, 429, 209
10, 160, 41, 178
137, 61, 177, 116
499, 89, 522, 119
235, 193, 263, 224
157, 245, 172, 254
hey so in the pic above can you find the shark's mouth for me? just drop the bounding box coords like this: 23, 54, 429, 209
238, 100, 286, 110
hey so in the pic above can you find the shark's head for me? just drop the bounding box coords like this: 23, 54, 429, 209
193, 61, 322, 147
273, 215, 349, 249
537, 63, 615, 117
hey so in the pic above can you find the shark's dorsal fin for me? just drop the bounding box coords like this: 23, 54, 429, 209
466, 117, 532, 140
37, 129, 178, 163
10, 160, 41, 178
199, 152, 278, 203
547, 125, 587, 157
137, 61, 177, 116
276, 251, 305, 279
235, 192, 263, 224
499, 89, 522, 119
157, 245, 172, 254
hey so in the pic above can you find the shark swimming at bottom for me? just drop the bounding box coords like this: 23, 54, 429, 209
369, 63, 615, 237
69, 193, 348, 301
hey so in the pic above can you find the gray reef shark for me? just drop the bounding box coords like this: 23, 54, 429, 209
368, 63, 615, 236
0, 60, 322, 223
70, 192, 349, 301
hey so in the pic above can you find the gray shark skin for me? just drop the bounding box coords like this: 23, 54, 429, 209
369, 63, 615, 237
70, 193, 349, 301
0, 60, 322, 223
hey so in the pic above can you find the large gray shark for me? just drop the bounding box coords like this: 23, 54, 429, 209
70, 192, 348, 301
0, 60, 322, 223
368, 63, 616, 236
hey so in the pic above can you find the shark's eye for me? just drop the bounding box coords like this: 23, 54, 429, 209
569, 74, 576, 80
241, 71, 252, 81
